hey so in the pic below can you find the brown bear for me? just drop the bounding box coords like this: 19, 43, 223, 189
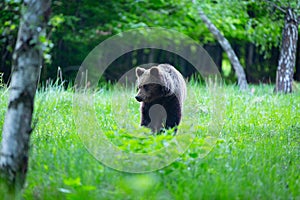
135, 64, 186, 133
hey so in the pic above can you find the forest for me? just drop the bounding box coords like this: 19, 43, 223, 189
0, 0, 299, 199
1, 0, 300, 85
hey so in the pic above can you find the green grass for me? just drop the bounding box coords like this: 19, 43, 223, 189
0, 83, 299, 199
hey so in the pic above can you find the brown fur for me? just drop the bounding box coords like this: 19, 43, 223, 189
135, 64, 186, 133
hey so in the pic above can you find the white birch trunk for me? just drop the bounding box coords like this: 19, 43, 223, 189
193, 4, 248, 90
0, 0, 51, 191
275, 8, 298, 93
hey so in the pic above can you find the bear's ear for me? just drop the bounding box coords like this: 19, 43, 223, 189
136, 67, 145, 77
150, 67, 160, 76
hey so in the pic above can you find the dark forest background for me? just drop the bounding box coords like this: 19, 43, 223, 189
1, 0, 300, 85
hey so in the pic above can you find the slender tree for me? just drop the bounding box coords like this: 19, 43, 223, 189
275, 7, 299, 93
0, 0, 51, 193
192, 0, 248, 90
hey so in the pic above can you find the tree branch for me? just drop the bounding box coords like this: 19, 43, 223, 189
192, 0, 248, 90
263, 0, 286, 13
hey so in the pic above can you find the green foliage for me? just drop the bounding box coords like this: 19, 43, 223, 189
0, 0, 21, 80
44, 0, 287, 81
1, 0, 298, 83
1, 84, 299, 199
193, 0, 283, 55
0, 1, 59, 80
49, 0, 123, 75
113, 0, 283, 54
0, 1, 20, 48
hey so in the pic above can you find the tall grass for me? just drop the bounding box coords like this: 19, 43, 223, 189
0, 83, 299, 199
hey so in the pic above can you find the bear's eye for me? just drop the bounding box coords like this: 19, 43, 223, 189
143, 85, 149, 91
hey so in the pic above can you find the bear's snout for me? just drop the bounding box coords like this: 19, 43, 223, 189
135, 96, 143, 102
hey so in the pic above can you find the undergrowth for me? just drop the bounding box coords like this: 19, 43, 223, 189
0, 83, 299, 199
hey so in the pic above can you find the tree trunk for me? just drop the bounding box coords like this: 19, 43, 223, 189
194, 5, 248, 90
275, 8, 298, 93
0, 0, 51, 193
294, 32, 300, 81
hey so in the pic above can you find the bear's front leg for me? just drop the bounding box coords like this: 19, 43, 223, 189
166, 113, 180, 129
165, 99, 181, 131
140, 103, 151, 127
147, 104, 167, 133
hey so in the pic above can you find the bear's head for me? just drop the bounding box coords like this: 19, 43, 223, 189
135, 66, 170, 103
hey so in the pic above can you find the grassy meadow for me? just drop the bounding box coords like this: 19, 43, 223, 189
0, 83, 299, 199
